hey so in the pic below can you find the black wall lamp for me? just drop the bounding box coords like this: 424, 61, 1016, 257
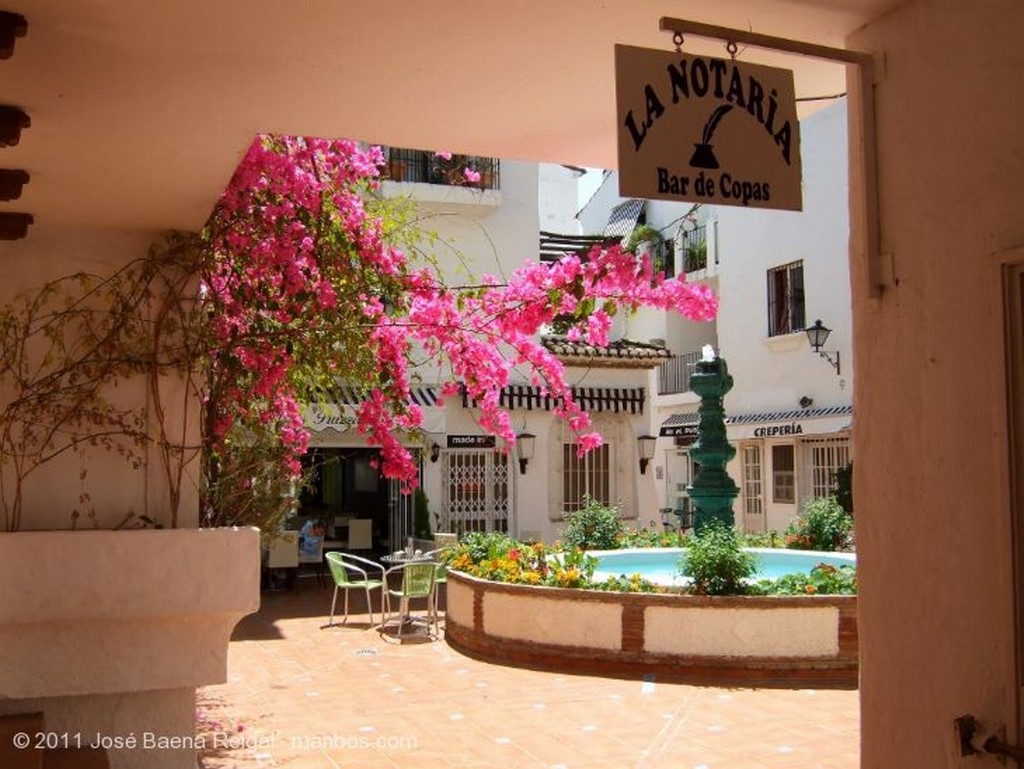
428, 441, 440, 463
637, 434, 657, 475
516, 432, 535, 474
805, 319, 841, 375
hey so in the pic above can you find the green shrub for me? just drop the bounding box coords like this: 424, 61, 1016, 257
618, 524, 690, 549
458, 530, 514, 562
757, 563, 857, 595
591, 573, 661, 593
551, 547, 599, 587
834, 461, 854, 514
623, 223, 663, 254
413, 488, 432, 539
741, 529, 784, 548
684, 240, 708, 272
681, 519, 758, 595
784, 496, 854, 551
561, 498, 624, 550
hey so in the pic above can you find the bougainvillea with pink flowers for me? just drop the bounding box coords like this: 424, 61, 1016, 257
201, 135, 717, 513
0, 135, 716, 531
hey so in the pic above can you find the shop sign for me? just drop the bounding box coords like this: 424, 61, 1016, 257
753, 423, 804, 437
305, 403, 356, 433
615, 44, 802, 211
660, 424, 699, 438
447, 435, 496, 448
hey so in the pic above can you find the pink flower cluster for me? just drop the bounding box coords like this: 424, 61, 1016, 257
203, 135, 718, 492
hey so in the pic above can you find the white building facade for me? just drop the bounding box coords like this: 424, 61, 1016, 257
301, 151, 539, 549
301, 151, 669, 548
713, 101, 852, 534
579, 101, 853, 535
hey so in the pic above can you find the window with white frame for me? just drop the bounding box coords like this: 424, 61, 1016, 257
741, 444, 764, 517
562, 441, 612, 513
800, 436, 852, 502
767, 260, 805, 336
772, 444, 796, 504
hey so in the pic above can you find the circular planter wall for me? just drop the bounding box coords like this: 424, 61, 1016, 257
445, 570, 857, 687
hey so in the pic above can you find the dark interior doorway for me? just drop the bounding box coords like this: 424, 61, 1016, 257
298, 447, 387, 550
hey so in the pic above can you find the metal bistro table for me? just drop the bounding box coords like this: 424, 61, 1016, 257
380, 550, 436, 565
379, 550, 440, 639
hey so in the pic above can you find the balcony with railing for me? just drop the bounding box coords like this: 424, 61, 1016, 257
680, 224, 707, 273
382, 147, 501, 190
658, 350, 702, 396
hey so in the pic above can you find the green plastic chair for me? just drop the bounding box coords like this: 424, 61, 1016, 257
424, 548, 449, 625
324, 552, 385, 627
381, 561, 437, 641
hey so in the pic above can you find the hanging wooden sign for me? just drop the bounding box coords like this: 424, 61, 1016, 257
615, 44, 802, 211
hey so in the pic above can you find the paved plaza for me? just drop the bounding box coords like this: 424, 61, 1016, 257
199, 582, 859, 769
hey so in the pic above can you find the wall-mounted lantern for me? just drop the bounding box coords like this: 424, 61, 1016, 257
805, 319, 841, 375
637, 434, 657, 475
516, 432, 535, 474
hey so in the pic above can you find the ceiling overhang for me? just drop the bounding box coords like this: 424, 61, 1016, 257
1, 0, 900, 232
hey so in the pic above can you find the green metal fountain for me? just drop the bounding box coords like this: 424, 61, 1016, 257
686, 345, 739, 530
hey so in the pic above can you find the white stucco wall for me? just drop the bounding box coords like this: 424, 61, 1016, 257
446, 571, 475, 629
848, 2, 1022, 767
645, 605, 839, 657
538, 163, 582, 234
647, 103, 852, 526
391, 159, 538, 309
482, 590, 623, 650
715, 100, 852, 415
577, 171, 618, 236
0, 225, 199, 531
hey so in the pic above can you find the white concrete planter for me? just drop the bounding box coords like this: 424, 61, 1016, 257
0, 527, 260, 768
446, 570, 857, 686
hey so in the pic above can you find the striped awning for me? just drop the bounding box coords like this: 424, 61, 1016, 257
325, 385, 438, 407
462, 384, 646, 415
726, 405, 852, 440
305, 386, 442, 433
659, 411, 699, 437
659, 405, 853, 438
727, 405, 852, 425
604, 198, 644, 239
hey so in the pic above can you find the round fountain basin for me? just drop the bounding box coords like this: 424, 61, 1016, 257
590, 547, 855, 587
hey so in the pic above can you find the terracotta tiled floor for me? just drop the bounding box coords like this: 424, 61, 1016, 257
198, 581, 859, 769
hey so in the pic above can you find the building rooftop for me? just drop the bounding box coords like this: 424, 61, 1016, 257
542, 336, 672, 368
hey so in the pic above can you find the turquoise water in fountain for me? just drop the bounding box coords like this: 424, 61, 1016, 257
589, 548, 855, 587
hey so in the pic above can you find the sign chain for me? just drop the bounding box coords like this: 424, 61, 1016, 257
673, 31, 738, 59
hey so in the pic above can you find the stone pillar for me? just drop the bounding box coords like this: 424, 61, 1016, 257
686, 351, 739, 529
